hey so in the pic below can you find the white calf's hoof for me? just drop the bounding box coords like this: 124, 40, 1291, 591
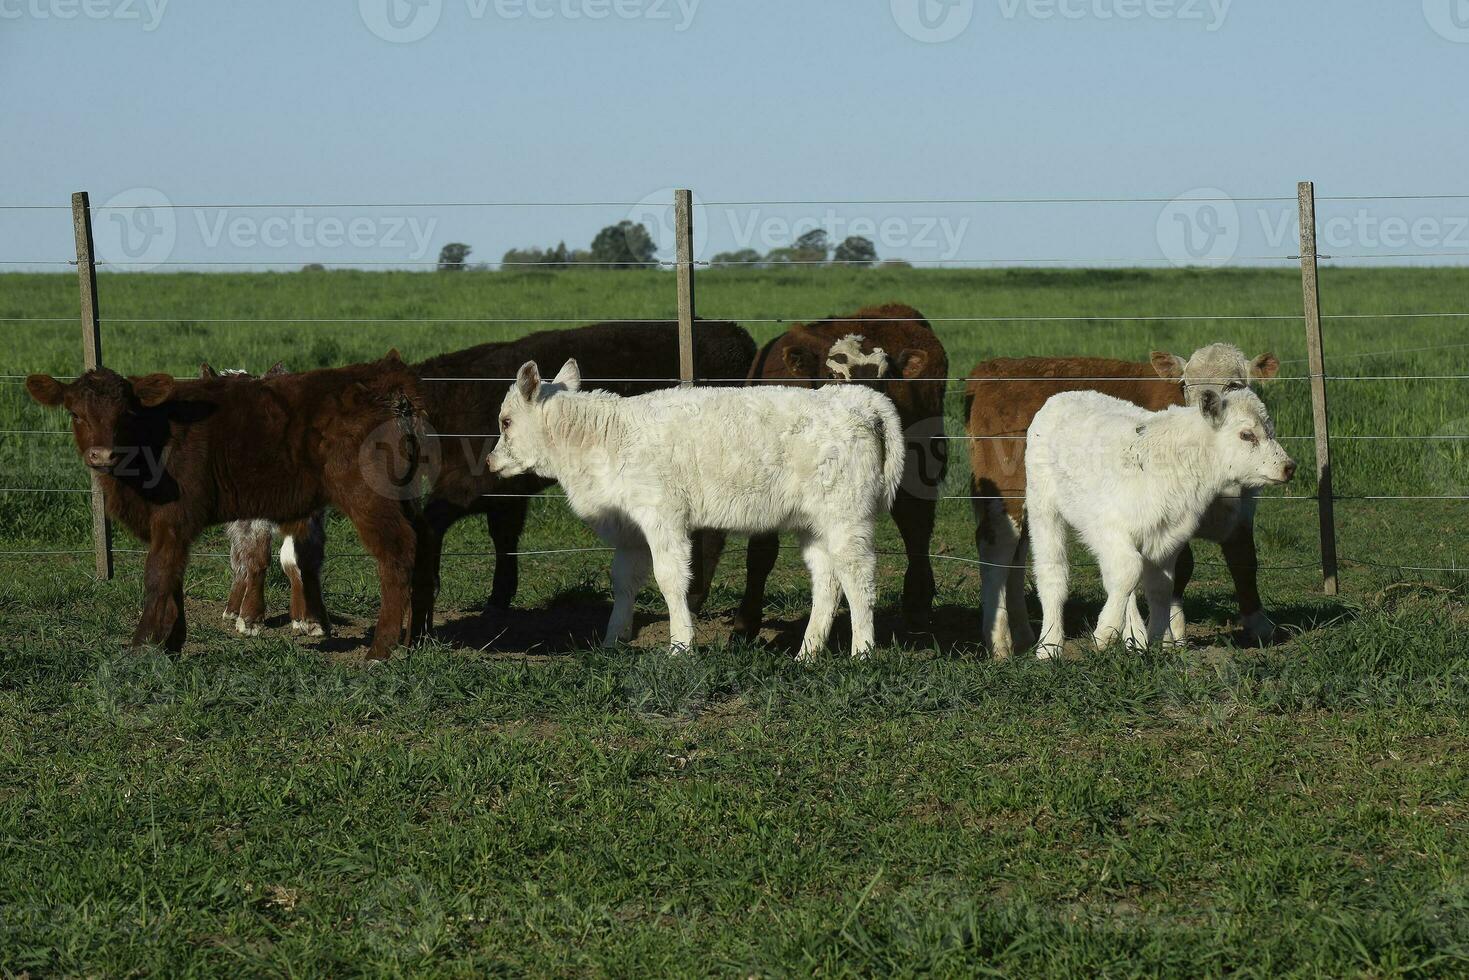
795, 648, 820, 666
1034, 643, 1063, 661
235, 617, 262, 637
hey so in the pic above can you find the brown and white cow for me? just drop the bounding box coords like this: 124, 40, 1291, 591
694, 303, 948, 635
965, 343, 1280, 656
200, 362, 331, 638
27, 352, 425, 659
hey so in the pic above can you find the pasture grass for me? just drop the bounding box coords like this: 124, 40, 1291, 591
2, 266, 1468, 974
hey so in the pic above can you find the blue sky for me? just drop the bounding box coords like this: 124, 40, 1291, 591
3, 0, 1467, 269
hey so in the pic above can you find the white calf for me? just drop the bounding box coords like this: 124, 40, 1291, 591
486, 359, 905, 658
1026, 388, 1295, 656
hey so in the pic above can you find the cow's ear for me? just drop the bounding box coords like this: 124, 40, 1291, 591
384, 348, 404, 366
782, 344, 820, 378
894, 348, 928, 379
263, 361, 287, 378
25, 374, 65, 407
553, 358, 581, 391
1199, 388, 1225, 426
1151, 351, 1186, 380
1250, 352, 1280, 381
132, 373, 176, 408
199, 362, 218, 379
515, 361, 542, 402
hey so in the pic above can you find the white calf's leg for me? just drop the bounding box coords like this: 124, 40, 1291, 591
644, 525, 695, 653
828, 526, 879, 658
1007, 531, 1036, 651
1028, 505, 1068, 659
1092, 540, 1146, 650
977, 506, 1022, 657
604, 541, 652, 648
1141, 560, 1177, 646
798, 534, 841, 664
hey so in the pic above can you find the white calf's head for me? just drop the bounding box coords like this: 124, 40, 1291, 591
1151, 343, 1279, 407
1199, 388, 1296, 488
484, 358, 581, 479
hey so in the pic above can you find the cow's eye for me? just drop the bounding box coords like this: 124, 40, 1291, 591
1240, 431, 1257, 444
499, 417, 511, 432
1226, 381, 1245, 391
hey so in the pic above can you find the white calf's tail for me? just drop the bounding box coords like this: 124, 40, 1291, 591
873, 392, 906, 510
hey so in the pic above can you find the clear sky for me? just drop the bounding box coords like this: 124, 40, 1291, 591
3, 0, 1467, 269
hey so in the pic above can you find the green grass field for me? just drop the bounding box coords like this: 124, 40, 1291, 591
2, 266, 1467, 974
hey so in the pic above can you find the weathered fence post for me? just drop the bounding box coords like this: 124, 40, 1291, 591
674, 188, 696, 385
71, 191, 114, 581
1297, 180, 1339, 595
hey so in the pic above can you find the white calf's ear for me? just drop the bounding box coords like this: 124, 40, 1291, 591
1151, 351, 1186, 380
516, 361, 542, 402
553, 358, 582, 391
1199, 388, 1225, 426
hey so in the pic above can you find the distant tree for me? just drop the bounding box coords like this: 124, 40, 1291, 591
792, 228, 830, 264
763, 246, 799, 265
879, 259, 913, 269
833, 235, 877, 267
590, 221, 657, 269
437, 243, 472, 271
710, 248, 763, 268
300, 262, 326, 273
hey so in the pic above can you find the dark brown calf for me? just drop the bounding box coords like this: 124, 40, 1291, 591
410, 319, 756, 636
701, 303, 948, 634
965, 346, 1279, 656
27, 353, 424, 659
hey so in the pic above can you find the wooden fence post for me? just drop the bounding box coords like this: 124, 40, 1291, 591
1297, 180, 1339, 595
674, 188, 696, 385
71, 191, 114, 581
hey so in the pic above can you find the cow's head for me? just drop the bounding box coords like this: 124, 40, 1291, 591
1198, 388, 1296, 488
780, 328, 929, 386
26, 368, 175, 473
199, 361, 285, 380
485, 358, 582, 480
1150, 343, 1279, 406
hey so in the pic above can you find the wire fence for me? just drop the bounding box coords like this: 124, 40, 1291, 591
2, 185, 1466, 592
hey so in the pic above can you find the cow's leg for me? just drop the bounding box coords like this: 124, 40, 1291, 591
223, 522, 249, 625
1171, 542, 1194, 644
1093, 540, 1146, 651
604, 537, 652, 647
410, 496, 469, 638
686, 529, 725, 615
1029, 504, 1068, 659
829, 526, 879, 659
134, 525, 190, 651
280, 515, 330, 636
644, 523, 695, 653
1142, 559, 1179, 647
1219, 520, 1276, 645
976, 501, 1022, 657
733, 533, 779, 638
485, 496, 530, 615
347, 503, 416, 661
891, 490, 936, 631
1006, 530, 1036, 651
797, 534, 840, 664
227, 521, 270, 636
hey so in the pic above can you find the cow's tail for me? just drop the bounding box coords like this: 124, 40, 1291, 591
873, 392, 906, 511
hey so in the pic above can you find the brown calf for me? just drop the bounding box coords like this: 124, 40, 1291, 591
27, 353, 424, 659
410, 319, 756, 636
964, 345, 1280, 656
199, 362, 330, 638
700, 303, 948, 634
